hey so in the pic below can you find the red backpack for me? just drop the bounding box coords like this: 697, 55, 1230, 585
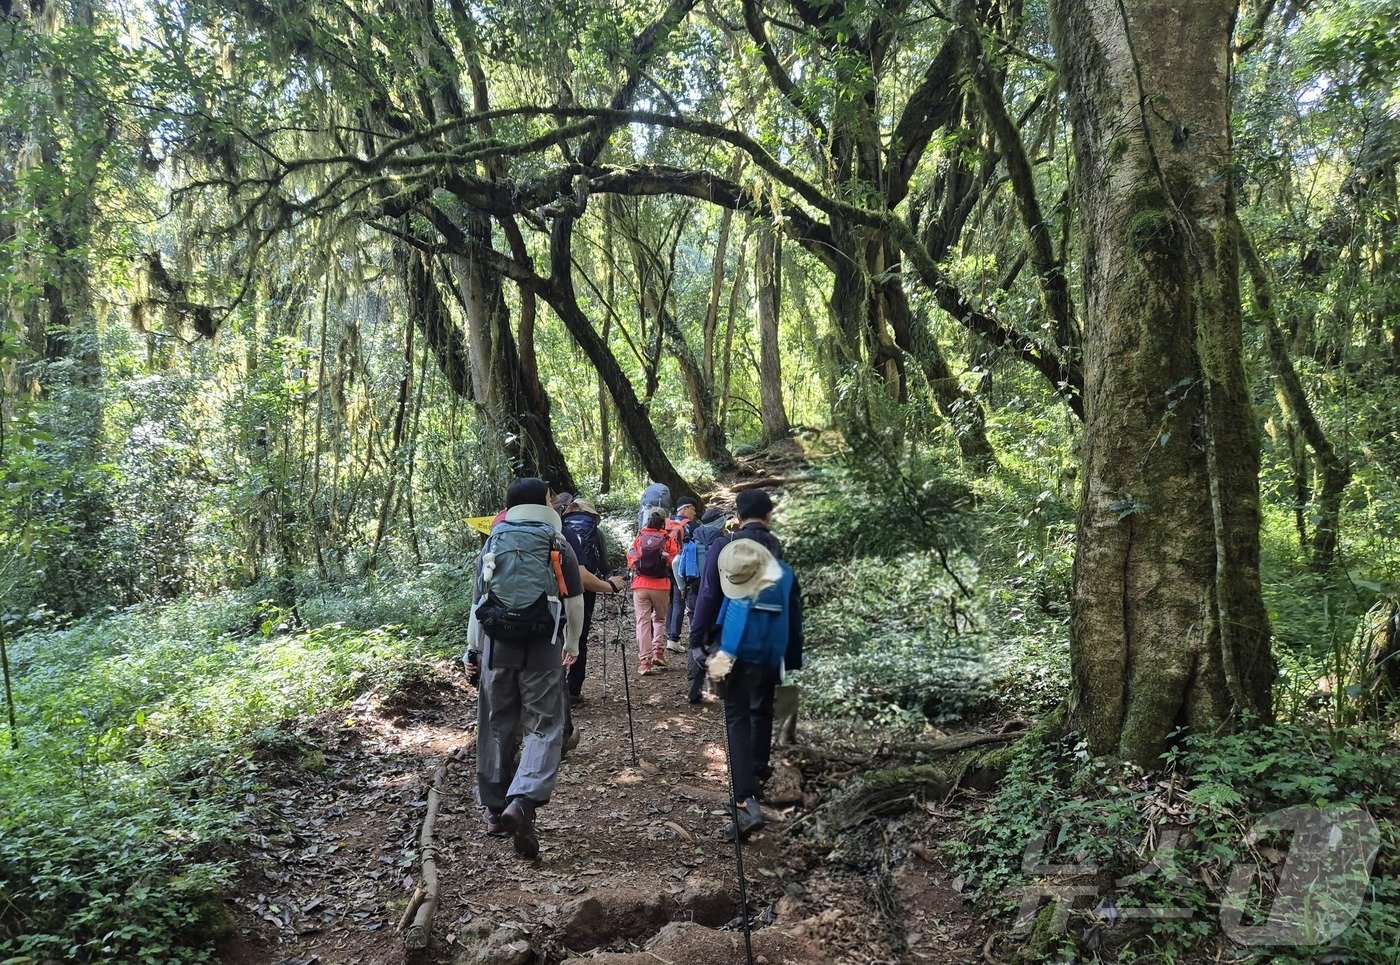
633, 530, 669, 578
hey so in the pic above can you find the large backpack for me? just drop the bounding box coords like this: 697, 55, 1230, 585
475, 519, 564, 643
638, 482, 672, 530
681, 517, 726, 579
561, 513, 603, 574
716, 565, 793, 666
632, 530, 670, 578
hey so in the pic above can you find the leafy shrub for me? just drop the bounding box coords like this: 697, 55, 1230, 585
0, 577, 460, 962
948, 724, 1400, 962
781, 454, 972, 572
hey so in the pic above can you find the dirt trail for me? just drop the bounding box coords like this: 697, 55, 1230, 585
220, 594, 987, 965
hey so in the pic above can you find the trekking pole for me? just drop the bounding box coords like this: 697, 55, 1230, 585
616, 587, 639, 766
717, 695, 757, 965
600, 584, 610, 697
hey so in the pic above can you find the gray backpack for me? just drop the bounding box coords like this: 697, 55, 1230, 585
638, 482, 672, 531
475, 520, 563, 643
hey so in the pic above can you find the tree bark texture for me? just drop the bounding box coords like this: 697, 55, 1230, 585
1054, 0, 1274, 765
454, 211, 575, 492
755, 224, 792, 444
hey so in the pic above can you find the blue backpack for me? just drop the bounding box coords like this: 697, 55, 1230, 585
681, 517, 726, 579
561, 513, 603, 574
715, 564, 794, 668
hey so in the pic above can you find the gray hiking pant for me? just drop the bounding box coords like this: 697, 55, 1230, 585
477, 662, 568, 809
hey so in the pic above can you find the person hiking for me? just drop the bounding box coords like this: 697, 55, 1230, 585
664, 498, 701, 655
689, 487, 800, 723
628, 509, 680, 675
689, 488, 789, 652
681, 506, 730, 702
560, 497, 624, 704
468, 492, 619, 706
464, 478, 584, 859
706, 537, 803, 840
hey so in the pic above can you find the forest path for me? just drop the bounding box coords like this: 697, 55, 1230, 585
219, 598, 986, 965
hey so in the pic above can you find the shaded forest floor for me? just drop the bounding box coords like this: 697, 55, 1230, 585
216, 598, 991, 964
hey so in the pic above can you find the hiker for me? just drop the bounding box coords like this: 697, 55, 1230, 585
689, 489, 788, 646
465, 478, 584, 859
628, 509, 680, 675
468, 492, 620, 706
707, 537, 803, 840
689, 490, 802, 820
663, 498, 701, 655
678, 507, 729, 701
637, 481, 672, 531
560, 497, 624, 704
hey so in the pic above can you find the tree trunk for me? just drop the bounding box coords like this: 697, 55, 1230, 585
1055, 0, 1274, 766
755, 224, 792, 444
878, 242, 996, 467
703, 191, 738, 385
546, 216, 695, 501
663, 306, 735, 469
366, 292, 415, 572
1241, 234, 1351, 570
452, 211, 575, 491
719, 224, 749, 436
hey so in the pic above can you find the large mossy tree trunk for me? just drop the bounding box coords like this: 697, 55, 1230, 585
1054, 0, 1274, 766
754, 225, 792, 445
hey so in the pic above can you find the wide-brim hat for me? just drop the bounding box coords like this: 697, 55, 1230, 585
567, 497, 600, 518
717, 540, 783, 600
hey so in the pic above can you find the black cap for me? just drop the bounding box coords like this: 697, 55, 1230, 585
506, 477, 550, 508
735, 489, 773, 520
677, 496, 699, 510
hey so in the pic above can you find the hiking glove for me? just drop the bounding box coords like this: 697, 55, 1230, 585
465, 649, 481, 687
707, 651, 734, 681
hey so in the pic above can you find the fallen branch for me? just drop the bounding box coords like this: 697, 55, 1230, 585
792, 730, 1016, 773
726, 475, 812, 492
818, 764, 955, 831
402, 736, 472, 959
877, 731, 1019, 757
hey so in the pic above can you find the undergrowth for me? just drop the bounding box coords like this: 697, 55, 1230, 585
947, 724, 1400, 963
790, 455, 1072, 731
0, 573, 462, 963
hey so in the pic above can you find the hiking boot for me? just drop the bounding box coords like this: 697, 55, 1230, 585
651, 653, 669, 669
564, 725, 581, 753
483, 807, 508, 837
501, 797, 539, 859
639, 662, 653, 676
568, 691, 587, 706
665, 638, 686, 654
721, 796, 765, 841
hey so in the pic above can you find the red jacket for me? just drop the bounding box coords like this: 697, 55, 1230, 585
628, 527, 679, 590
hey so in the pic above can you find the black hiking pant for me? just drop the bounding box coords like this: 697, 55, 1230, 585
722, 659, 778, 802
666, 576, 698, 641
565, 591, 597, 698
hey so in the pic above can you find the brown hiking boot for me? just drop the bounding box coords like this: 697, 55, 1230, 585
501, 797, 539, 859
483, 807, 507, 837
